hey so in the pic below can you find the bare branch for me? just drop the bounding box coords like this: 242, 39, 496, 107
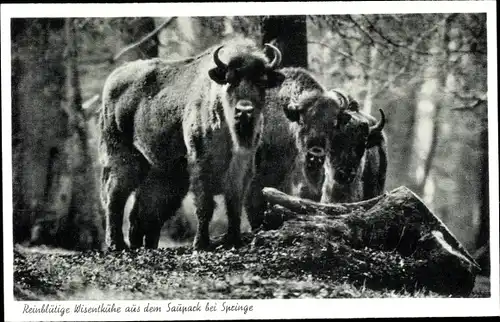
372, 17, 450, 99
82, 95, 101, 120
75, 18, 94, 29
450, 99, 486, 112
363, 14, 459, 56
309, 40, 392, 75
82, 94, 100, 110
449, 90, 487, 102
112, 17, 175, 63
347, 15, 378, 45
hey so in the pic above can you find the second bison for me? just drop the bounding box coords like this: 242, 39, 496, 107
246, 69, 388, 229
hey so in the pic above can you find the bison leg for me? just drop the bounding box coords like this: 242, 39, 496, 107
189, 156, 215, 250
101, 153, 149, 250
223, 157, 255, 248
102, 173, 135, 250
145, 226, 162, 249
131, 159, 190, 249
128, 197, 146, 249
192, 184, 215, 250
128, 194, 146, 249
129, 196, 164, 249
224, 192, 243, 248
245, 177, 265, 230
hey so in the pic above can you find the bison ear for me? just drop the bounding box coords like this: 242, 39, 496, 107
265, 70, 285, 88
337, 111, 352, 127
208, 67, 227, 85
348, 99, 360, 112
366, 131, 384, 148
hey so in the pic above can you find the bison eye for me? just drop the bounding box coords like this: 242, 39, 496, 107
226, 70, 241, 85
251, 73, 268, 88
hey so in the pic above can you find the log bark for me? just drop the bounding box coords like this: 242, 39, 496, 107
259, 186, 480, 296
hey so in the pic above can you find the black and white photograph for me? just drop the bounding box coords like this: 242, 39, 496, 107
2, 1, 499, 320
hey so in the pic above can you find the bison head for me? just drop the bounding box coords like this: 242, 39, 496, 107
281, 91, 347, 191
209, 44, 285, 149
284, 90, 385, 200
284, 90, 348, 164
328, 109, 385, 185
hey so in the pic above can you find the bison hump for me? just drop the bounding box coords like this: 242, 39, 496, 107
104, 60, 164, 135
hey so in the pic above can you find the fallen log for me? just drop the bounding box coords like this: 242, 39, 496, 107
257, 186, 481, 297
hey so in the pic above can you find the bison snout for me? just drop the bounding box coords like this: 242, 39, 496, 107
235, 100, 255, 120
306, 146, 326, 169
236, 100, 254, 112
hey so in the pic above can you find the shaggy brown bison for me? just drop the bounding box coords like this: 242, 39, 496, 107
245, 70, 387, 229
99, 39, 285, 250
318, 101, 387, 203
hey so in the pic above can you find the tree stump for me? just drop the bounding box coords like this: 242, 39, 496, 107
257, 186, 480, 297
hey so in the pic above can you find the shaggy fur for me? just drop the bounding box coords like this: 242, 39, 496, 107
320, 108, 388, 203
246, 67, 329, 228
245, 70, 387, 228
99, 39, 284, 250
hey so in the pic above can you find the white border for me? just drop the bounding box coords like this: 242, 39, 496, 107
2, 1, 499, 320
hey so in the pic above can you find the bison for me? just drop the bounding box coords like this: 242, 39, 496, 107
245, 69, 387, 229
317, 96, 387, 203
99, 39, 285, 250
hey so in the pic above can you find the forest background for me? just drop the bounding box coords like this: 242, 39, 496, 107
10, 14, 489, 274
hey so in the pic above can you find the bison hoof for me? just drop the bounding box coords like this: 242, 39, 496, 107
107, 241, 128, 252
222, 234, 243, 249
129, 243, 143, 250
193, 237, 211, 251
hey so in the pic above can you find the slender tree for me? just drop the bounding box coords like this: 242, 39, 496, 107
416, 14, 456, 196
11, 18, 67, 244
12, 18, 103, 249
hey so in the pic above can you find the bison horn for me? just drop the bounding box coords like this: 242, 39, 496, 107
369, 109, 386, 133
264, 43, 282, 69
333, 89, 350, 109
213, 45, 227, 69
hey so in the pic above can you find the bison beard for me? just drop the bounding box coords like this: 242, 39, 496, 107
305, 163, 324, 187
305, 146, 326, 185
234, 113, 255, 149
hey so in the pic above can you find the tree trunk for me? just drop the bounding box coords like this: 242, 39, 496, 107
12, 18, 104, 250
60, 18, 104, 250
417, 15, 454, 195
362, 45, 378, 114
382, 88, 418, 191
401, 84, 420, 189
11, 18, 68, 244
12, 51, 28, 242
475, 125, 489, 274
259, 186, 480, 296
262, 16, 308, 68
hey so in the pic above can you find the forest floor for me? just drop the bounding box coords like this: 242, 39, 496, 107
12, 195, 491, 300
13, 238, 491, 301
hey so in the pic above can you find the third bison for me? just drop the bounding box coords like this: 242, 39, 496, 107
246, 69, 388, 229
